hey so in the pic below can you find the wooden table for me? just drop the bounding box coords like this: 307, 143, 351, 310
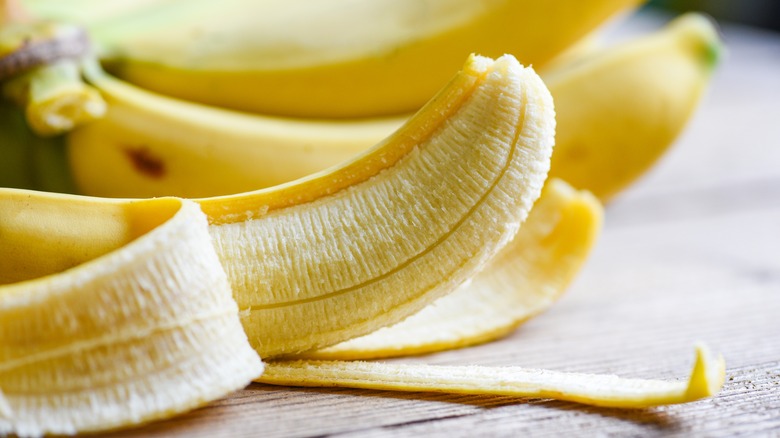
109, 12, 780, 437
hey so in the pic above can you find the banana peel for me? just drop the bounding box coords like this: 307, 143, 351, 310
261, 345, 725, 409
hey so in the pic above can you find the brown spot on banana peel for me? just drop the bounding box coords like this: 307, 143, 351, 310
124, 145, 166, 179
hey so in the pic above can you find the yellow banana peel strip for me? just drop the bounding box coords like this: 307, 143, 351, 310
304, 179, 603, 360
0, 194, 263, 436
261, 345, 725, 409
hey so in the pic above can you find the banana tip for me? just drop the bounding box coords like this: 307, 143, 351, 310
685, 343, 726, 400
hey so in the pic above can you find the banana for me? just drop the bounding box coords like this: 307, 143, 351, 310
0, 195, 263, 435
547, 13, 722, 200
67, 61, 404, 198
303, 179, 603, 359
65, 13, 721, 200
26, 0, 640, 118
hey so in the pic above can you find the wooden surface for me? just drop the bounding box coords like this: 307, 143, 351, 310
109, 12, 780, 438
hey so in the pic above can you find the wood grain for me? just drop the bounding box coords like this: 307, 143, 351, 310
106, 11, 780, 438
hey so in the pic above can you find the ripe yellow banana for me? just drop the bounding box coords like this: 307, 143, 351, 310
0, 195, 263, 435
66, 13, 721, 201
547, 13, 721, 200
26, 0, 641, 118
304, 179, 603, 359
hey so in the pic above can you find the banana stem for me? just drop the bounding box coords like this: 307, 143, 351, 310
0, 0, 103, 136
2, 59, 106, 136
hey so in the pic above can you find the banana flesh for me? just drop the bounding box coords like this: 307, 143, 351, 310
65, 14, 721, 201
261, 345, 726, 409
0, 193, 263, 436
27, 0, 640, 117
303, 179, 602, 359
203, 54, 555, 357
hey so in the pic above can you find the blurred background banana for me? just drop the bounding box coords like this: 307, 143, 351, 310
24, 0, 641, 118
64, 13, 722, 200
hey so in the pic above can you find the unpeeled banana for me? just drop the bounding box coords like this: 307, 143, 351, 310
25, 0, 641, 117
548, 13, 721, 200
65, 13, 722, 200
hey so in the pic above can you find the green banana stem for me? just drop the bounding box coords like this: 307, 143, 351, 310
3, 58, 106, 136
0, 0, 104, 135
0, 100, 77, 193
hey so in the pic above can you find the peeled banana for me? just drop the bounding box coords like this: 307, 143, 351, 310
25, 0, 641, 117
304, 179, 603, 359
0, 194, 263, 435
65, 13, 721, 200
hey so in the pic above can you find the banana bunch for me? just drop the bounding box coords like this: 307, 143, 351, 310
63, 13, 721, 200
0, 1, 727, 435
25, 0, 642, 118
